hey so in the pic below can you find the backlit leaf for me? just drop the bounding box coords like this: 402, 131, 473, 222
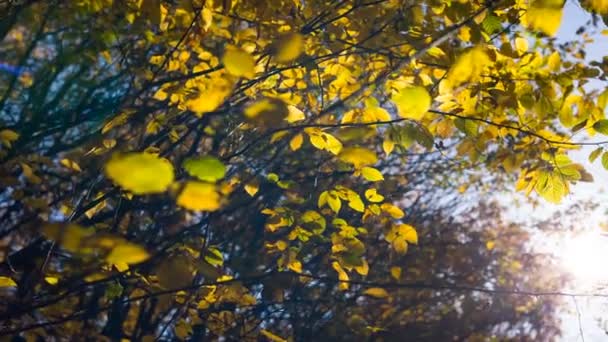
183, 156, 226, 182
361, 167, 384, 181
177, 181, 221, 211
363, 287, 389, 298
524, 0, 563, 36
222, 45, 255, 78
391, 86, 431, 120
106, 243, 150, 265
0, 276, 17, 287
275, 33, 304, 63
105, 153, 174, 194
338, 147, 378, 168
290, 133, 304, 151
445, 46, 491, 89
593, 120, 608, 135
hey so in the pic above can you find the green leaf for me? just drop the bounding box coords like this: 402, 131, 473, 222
455, 118, 478, 136
183, 156, 226, 182
535, 171, 567, 203
602, 152, 608, 170
593, 120, 608, 135
482, 15, 502, 34
589, 147, 603, 163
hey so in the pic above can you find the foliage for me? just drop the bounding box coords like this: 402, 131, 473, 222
0, 0, 606, 339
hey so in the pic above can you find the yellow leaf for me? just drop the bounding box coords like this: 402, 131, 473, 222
355, 259, 369, 276
275, 33, 304, 63
486, 241, 496, 250
390, 266, 401, 280
365, 188, 384, 203
338, 147, 377, 168
382, 139, 395, 156
44, 276, 59, 285
260, 329, 287, 342
60, 158, 82, 172
201, 7, 213, 31
327, 192, 341, 214
105, 153, 174, 194
271, 131, 288, 143
286, 105, 305, 123
308, 131, 343, 155
547, 51, 561, 71
363, 287, 389, 298
361, 167, 384, 182
0, 276, 17, 287
0, 129, 19, 148
399, 224, 418, 244
244, 180, 260, 196
391, 86, 431, 120
20, 162, 42, 184
385, 224, 417, 254
177, 181, 221, 211
185, 77, 233, 116
287, 260, 302, 273
381, 203, 404, 219
534, 170, 567, 203
445, 46, 491, 89
290, 133, 304, 151
222, 45, 255, 78
332, 261, 350, 290
106, 243, 150, 265
348, 193, 365, 212
523, 0, 563, 36
591, 0, 608, 14
514, 37, 528, 54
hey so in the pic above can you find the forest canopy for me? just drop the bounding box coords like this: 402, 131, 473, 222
1, 0, 608, 340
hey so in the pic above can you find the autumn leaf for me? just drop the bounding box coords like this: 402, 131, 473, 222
391, 86, 431, 120
106, 243, 150, 265
363, 287, 389, 298
445, 46, 491, 89
183, 156, 226, 182
0, 276, 17, 287
177, 181, 221, 211
274, 33, 304, 63
222, 45, 255, 78
524, 0, 564, 36
105, 153, 174, 194
0, 129, 19, 148
338, 147, 378, 168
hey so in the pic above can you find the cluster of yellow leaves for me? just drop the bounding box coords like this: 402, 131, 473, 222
385, 224, 418, 254
319, 186, 365, 214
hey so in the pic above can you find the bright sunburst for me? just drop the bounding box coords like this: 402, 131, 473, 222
559, 231, 608, 286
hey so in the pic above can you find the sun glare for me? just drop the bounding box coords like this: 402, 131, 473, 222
559, 231, 608, 286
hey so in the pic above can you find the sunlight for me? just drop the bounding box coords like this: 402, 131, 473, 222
560, 231, 608, 286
